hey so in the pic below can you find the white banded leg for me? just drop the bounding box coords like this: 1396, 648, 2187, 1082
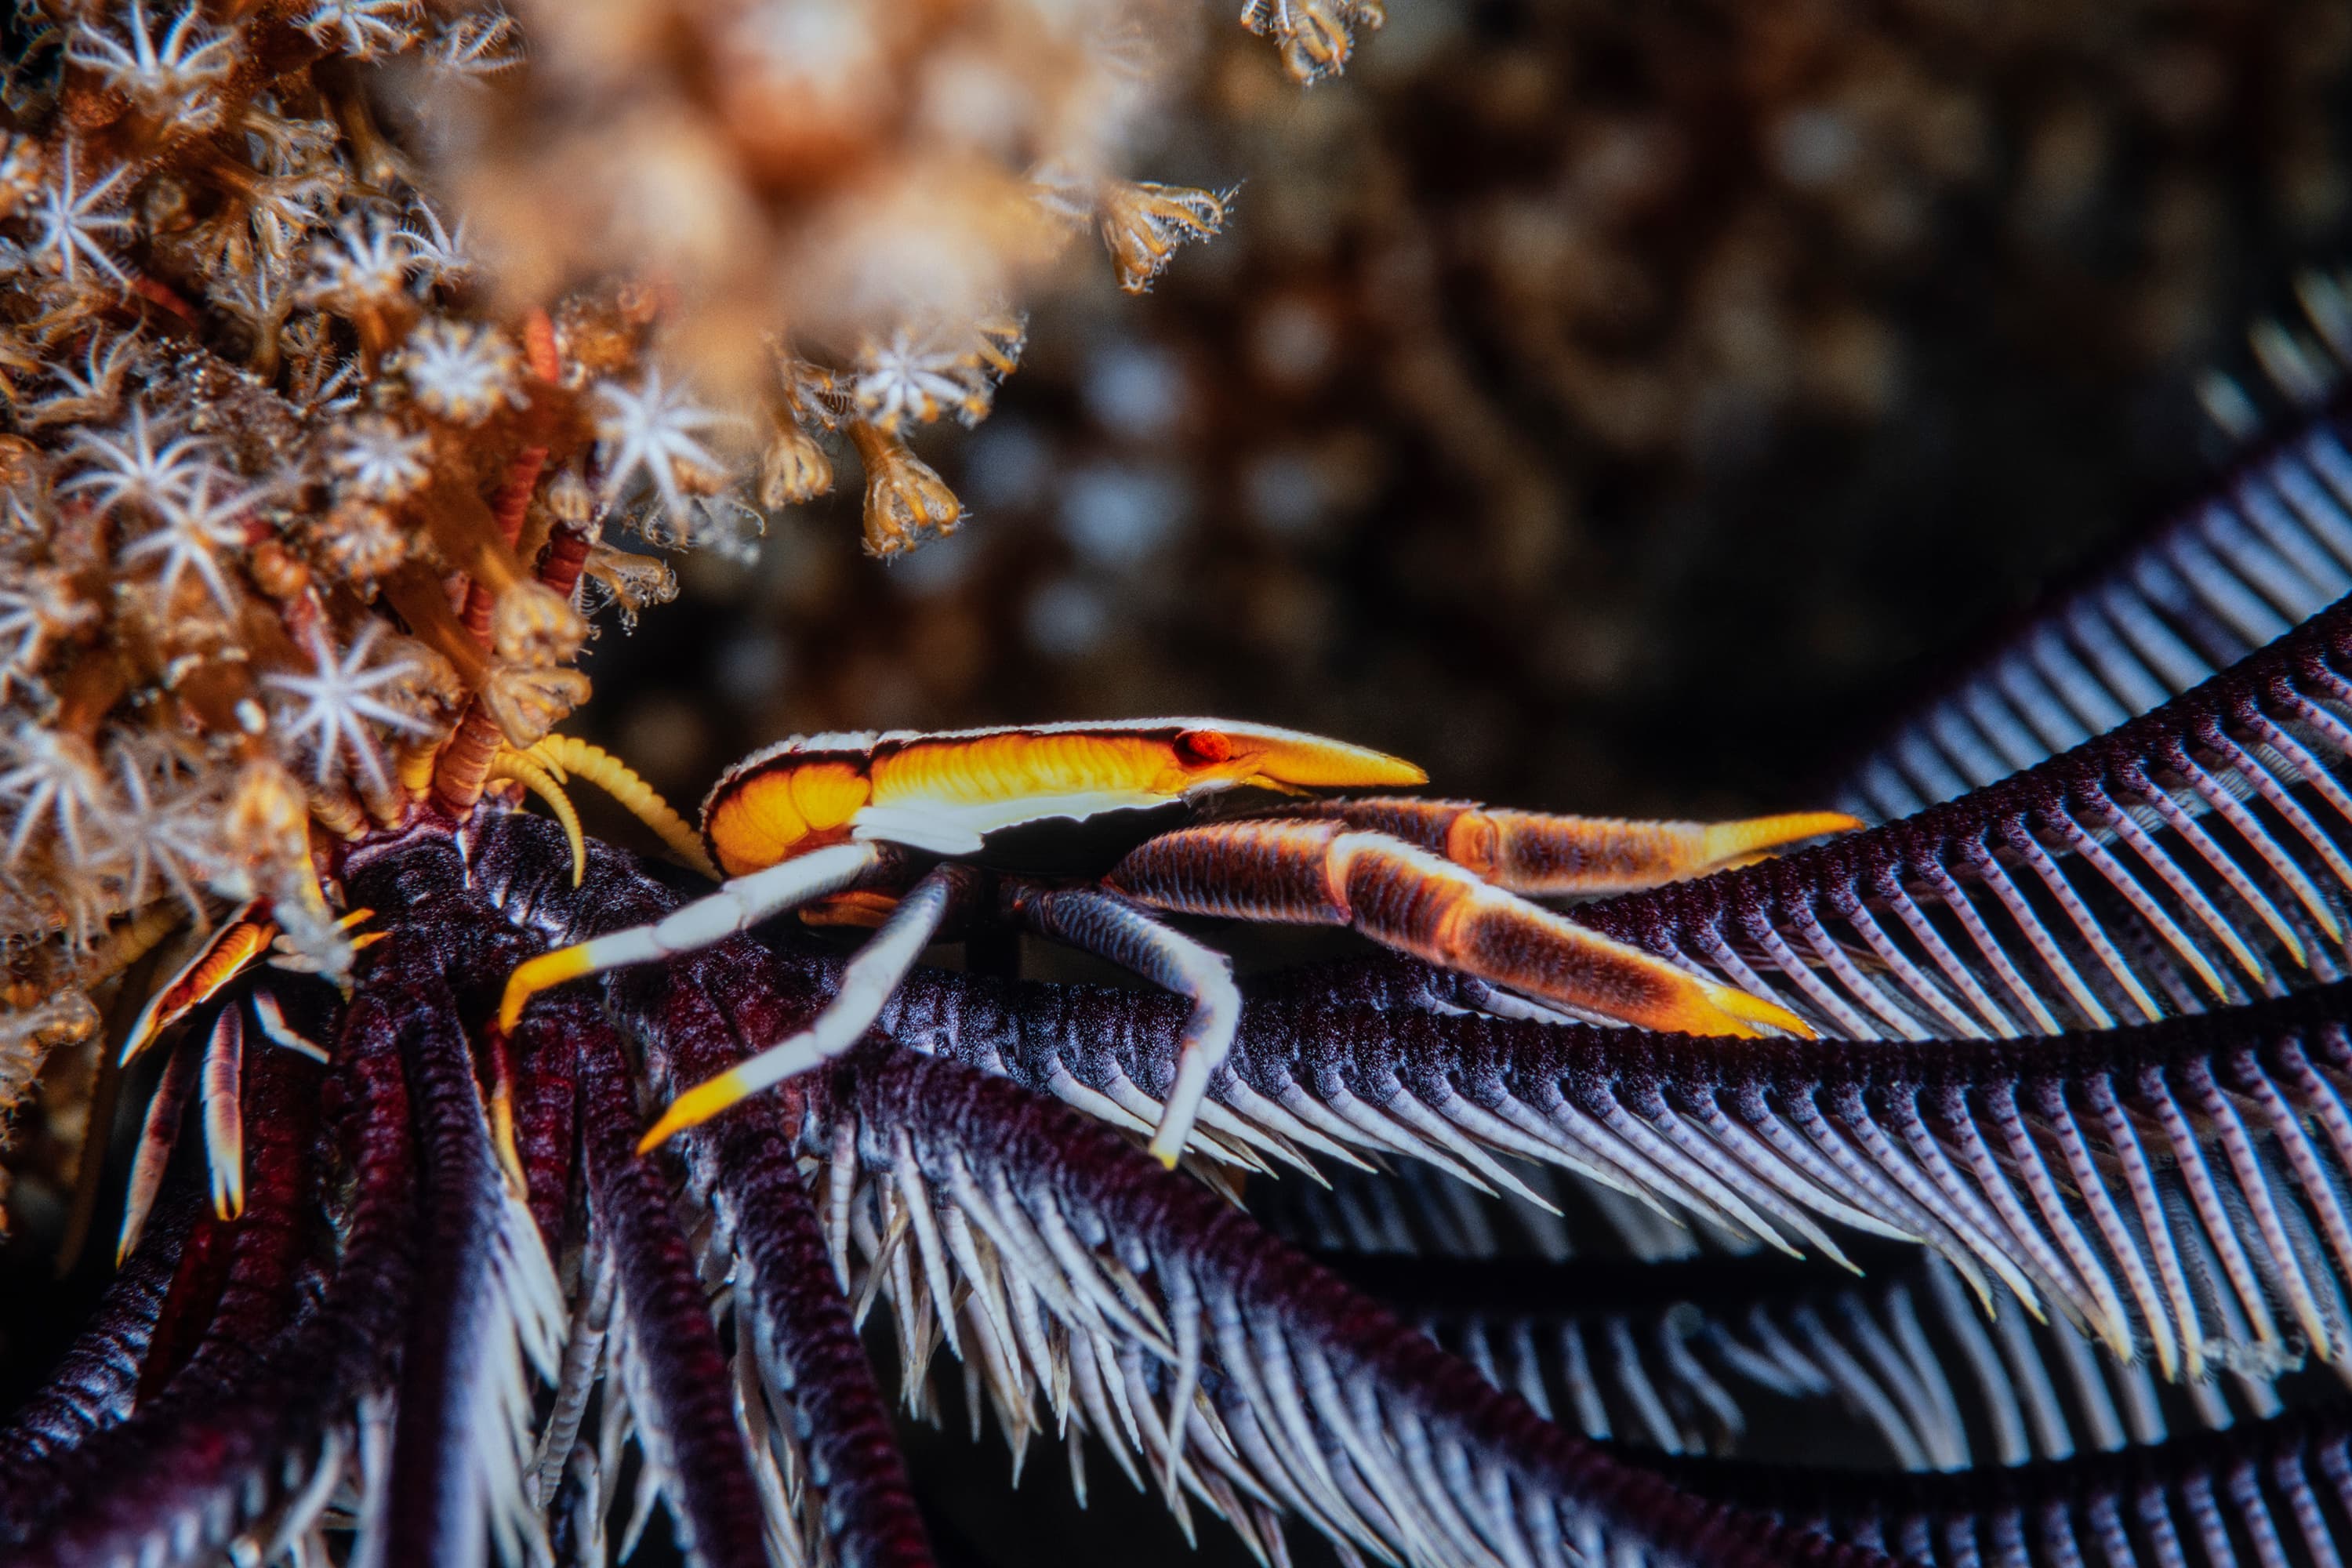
496, 841, 886, 1033
636, 861, 973, 1152
202, 1004, 245, 1220
1014, 887, 1241, 1168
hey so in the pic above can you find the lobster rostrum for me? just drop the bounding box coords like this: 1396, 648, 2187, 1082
492, 718, 1855, 1163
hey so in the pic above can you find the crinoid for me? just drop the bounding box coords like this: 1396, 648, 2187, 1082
0, 806, 1871, 1568
20, 313, 2352, 1568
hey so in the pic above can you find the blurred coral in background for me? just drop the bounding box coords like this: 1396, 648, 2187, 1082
0, 0, 1334, 1235
572, 0, 2352, 844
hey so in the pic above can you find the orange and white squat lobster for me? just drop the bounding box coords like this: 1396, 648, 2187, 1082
492, 720, 1857, 1165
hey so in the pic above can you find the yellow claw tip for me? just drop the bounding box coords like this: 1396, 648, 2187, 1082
1700, 811, 1866, 869
498, 946, 596, 1033
634, 1073, 743, 1156
1690, 984, 1812, 1039
1214, 724, 1428, 791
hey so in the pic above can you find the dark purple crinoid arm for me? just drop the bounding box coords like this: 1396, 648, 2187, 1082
36, 798, 2352, 1567
1660, 1400, 2352, 1568
710, 1115, 938, 1568
578, 1023, 774, 1568
1563, 594, 2352, 1042
385, 966, 548, 1567
9, 956, 417, 1566
1831, 388, 2352, 822
0, 1189, 192, 1534
810, 1040, 1890, 1568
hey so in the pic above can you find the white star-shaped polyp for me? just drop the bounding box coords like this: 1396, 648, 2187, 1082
30, 147, 134, 289
118, 468, 260, 614
297, 0, 420, 59
64, 1, 238, 118
398, 320, 518, 424
593, 371, 728, 522
329, 416, 431, 500
0, 723, 106, 867
59, 404, 215, 518
0, 590, 42, 681
854, 331, 970, 430
399, 199, 472, 285
261, 622, 432, 797
95, 740, 213, 916
303, 213, 412, 310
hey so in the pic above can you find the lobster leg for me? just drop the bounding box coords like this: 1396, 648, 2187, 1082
634, 863, 976, 1152
1285, 797, 1859, 896
1105, 819, 1810, 1037
119, 902, 275, 1065
1009, 886, 1243, 1167
496, 840, 885, 1032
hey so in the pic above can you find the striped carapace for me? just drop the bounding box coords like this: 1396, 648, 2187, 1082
492, 717, 1855, 1163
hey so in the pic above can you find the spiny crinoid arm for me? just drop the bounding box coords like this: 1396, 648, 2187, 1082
1563, 593, 2352, 1042
881, 951, 2352, 1389
815, 1044, 1891, 1568
1281, 797, 1860, 895
10, 970, 414, 1568
572, 869, 938, 1568
0, 1192, 193, 1538
578, 1033, 773, 1568
1105, 818, 1809, 1037
386, 969, 564, 1568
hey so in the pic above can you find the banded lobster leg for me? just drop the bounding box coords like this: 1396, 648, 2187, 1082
1104, 818, 1812, 1038
497, 840, 894, 1034
1275, 799, 1860, 897
632, 863, 979, 1153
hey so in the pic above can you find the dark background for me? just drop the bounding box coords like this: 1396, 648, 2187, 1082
570, 0, 2352, 833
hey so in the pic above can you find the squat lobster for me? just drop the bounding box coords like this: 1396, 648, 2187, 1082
494, 720, 1856, 1164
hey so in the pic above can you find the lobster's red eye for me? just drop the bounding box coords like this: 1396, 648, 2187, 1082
1175, 728, 1234, 764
